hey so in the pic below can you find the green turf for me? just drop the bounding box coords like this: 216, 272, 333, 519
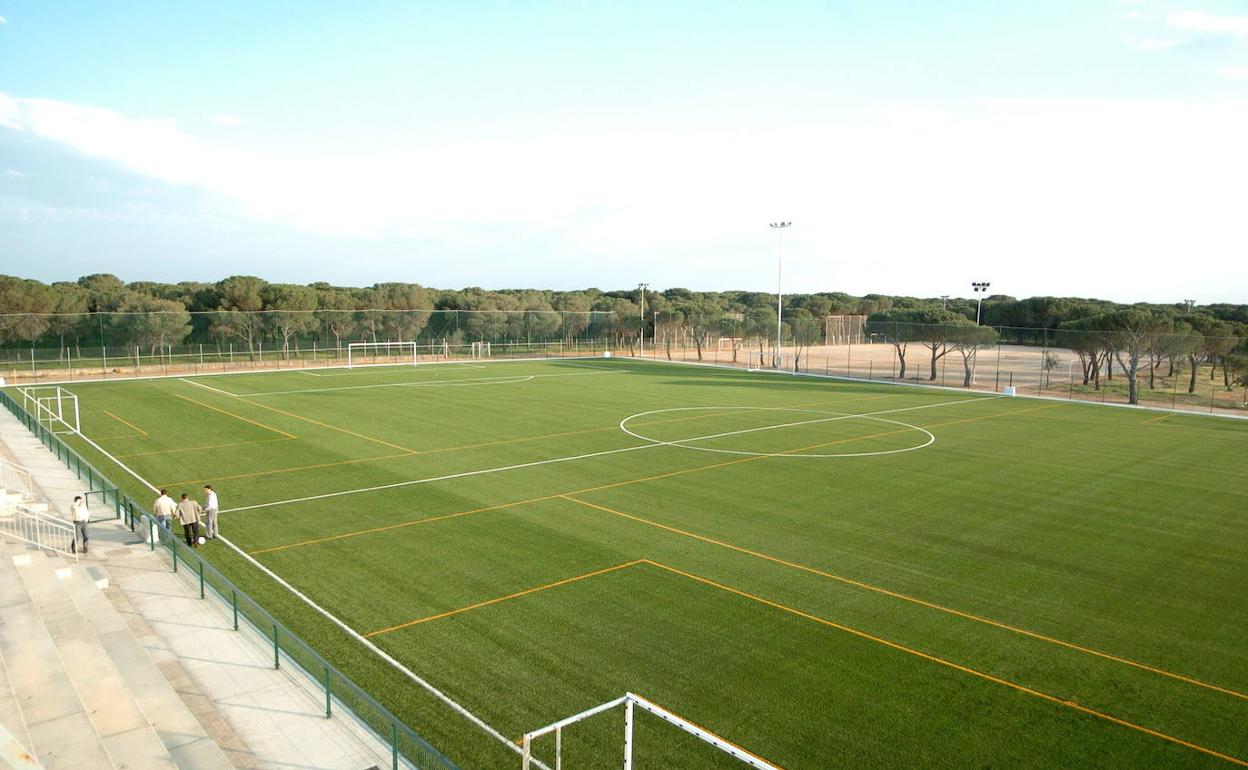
18, 358, 1248, 768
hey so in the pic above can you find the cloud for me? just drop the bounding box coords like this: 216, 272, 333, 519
1121, 34, 1185, 51
2, 91, 1248, 301
1167, 10, 1248, 38
1224, 65, 1248, 79
0, 16, 7, 25
212, 114, 242, 127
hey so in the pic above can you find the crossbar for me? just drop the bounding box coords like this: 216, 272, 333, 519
521, 693, 782, 770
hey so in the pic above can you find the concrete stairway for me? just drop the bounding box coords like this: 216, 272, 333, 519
0, 538, 234, 770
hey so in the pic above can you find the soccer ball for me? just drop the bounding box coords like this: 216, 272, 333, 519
197, 536, 206, 545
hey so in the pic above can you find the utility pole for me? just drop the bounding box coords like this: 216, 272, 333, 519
638, 283, 649, 355
770, 222, 791, 368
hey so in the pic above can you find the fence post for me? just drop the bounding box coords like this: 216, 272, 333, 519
114, 488, 121, 520
198, 561, 205, 599
273, 625, 280, 669
232, 590, 239, 630
324, 666, 332, 718
391, 723, 399, 770
172, 540, 178, 573
149, 518, 155, 551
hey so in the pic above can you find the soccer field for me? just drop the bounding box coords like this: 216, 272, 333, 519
26, 358, 1248, 768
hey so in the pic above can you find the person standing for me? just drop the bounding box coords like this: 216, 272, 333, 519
174, 493, 203, 548
69, 495, 90, 554
152, 489, 176, 531
202, 484, 219, 540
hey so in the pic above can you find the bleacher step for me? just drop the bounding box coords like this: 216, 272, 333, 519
0, 544, 115, 770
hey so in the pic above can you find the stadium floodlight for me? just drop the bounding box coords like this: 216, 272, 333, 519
941, 294, 950, 310
770, 222, 791, 368
971, 281, 992, 325
638, 283, 649, 356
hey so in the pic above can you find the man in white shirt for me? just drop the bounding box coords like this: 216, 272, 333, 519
152, 489, 177, 531
202, 485, 220, 540
69, 494, 90, 554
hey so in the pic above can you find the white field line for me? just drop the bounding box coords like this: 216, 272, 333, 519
213, 534, 543, 766
297, 370, 323, 377
233, 369, 613, 398
73, 430, 160, 494
623, 397, 988, 448
179, 377, 240, 398
15, 354, 608, 389
223, 395, 990, 514
43, 414, 542, 766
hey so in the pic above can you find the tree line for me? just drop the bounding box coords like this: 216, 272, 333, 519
0, 273, 1244, 404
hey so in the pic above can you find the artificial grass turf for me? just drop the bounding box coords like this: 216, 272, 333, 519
21, 358, 1248, 768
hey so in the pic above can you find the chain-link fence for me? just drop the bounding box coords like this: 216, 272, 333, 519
2, 310, 1244, 416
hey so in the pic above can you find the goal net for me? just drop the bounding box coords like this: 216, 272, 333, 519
521, 692, 782, 770
471, 341, 491, 359
346, 341, 418, 369
19, 386, 80, 435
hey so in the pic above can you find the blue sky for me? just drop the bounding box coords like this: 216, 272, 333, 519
2, 1, 1247, 302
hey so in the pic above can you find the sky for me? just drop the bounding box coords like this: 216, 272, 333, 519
1, 0, 1247, 303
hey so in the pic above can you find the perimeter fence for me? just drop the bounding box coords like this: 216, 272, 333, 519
2, 309, 1244, 416
0, 388, 460, 770
642, 320, 1248, 417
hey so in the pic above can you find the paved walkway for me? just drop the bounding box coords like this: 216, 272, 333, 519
0, 406, 401, 770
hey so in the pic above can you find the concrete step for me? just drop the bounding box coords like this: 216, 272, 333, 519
0, 542, 115, 770
0, 547, 35, 759
59, 549, 235, 770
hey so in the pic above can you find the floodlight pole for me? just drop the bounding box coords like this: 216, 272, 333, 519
941, 295, 949, 310
971, 281, 991, 325
638, 283, 649, 356
770, 222, 791, 368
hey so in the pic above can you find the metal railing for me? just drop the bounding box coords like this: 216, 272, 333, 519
0, 503, 77, 560
0, 458, 34, 499
0, 387, 458, 770
0, 391, 125, 522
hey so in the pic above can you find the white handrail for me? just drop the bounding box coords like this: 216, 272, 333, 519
0, 458, 34, 499
0, 503, 77, 561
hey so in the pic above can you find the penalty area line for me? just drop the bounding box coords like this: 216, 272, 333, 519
179, 377, 241, 398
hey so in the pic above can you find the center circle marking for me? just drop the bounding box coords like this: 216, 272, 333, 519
619, 406, 935, 458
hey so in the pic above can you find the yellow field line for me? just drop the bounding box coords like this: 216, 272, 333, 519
637, 560, 1247, 768
176, 395, 298, 439
562, 496, 1248, 703
364, 560, 645, 637
115, 436, 294, 460
249, 400, 1040, 556
234, 396, 413, 452
158, 451, 412, 488
102, 410, 148, 437
1142, 414, 1171, 425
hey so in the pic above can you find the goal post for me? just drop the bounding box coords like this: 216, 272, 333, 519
346, 341, 418, 369
19, 386, 80, 435
521, 692, 782, 770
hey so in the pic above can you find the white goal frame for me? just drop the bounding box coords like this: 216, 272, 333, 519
346, 341, 418, 369
521, 692, 782, 770
19, 386, 81, 435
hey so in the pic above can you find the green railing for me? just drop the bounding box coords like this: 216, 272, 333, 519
0, 388, 459, 770
0, 390, 124, 522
